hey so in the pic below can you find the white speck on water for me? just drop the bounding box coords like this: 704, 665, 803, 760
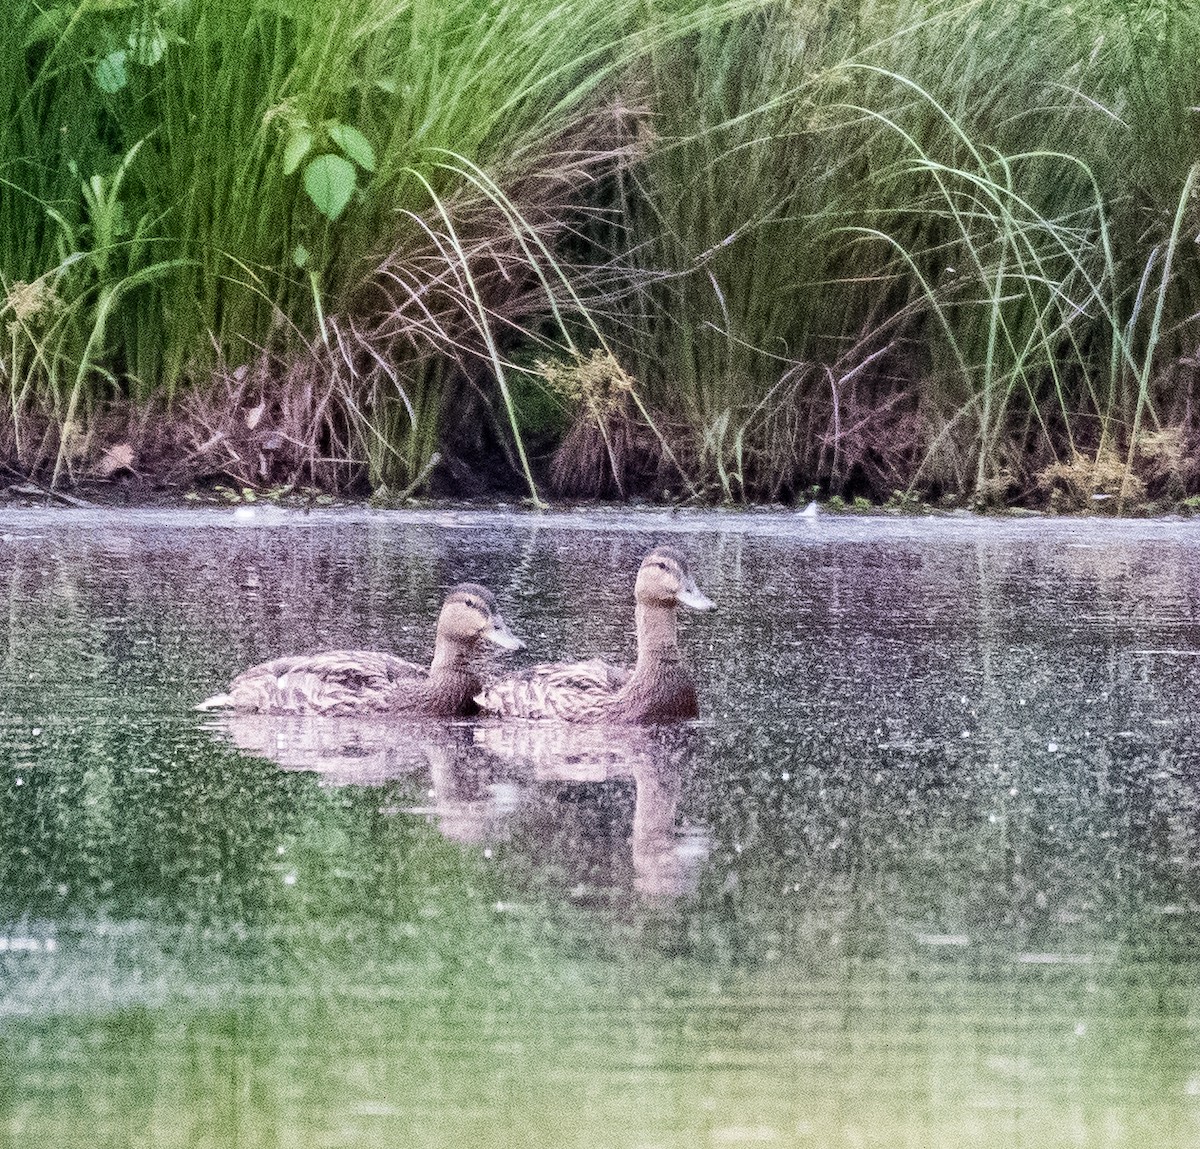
0, 936, 56, 953
31, 727, 42, 736
14, 778, 22, 786
677, 831, 709, 861
781, 771, 790, 781
915, 933, 969, 947
233, 506, 255, 521
276, 845, 286, 855
1018, 952, 1093, 965
1048, 741, 1059, 752
483, 848, 493, 859
283, 872, 297, 885
1074, 1022, 1087, 1037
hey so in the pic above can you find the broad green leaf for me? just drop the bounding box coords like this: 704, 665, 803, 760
128, 21, 168, 67
303, 154, 357, 221
283, 127, 314, 176
95, 50, 129, 94
23, 6, 69, 48
328, 123, 377, 173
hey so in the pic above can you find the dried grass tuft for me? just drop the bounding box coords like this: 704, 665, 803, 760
1134, 428, 1195, 499
173, 356, 362, 492
543, 350, 664, 497
1037, 448, 1144, 512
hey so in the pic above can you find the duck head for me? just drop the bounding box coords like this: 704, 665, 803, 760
634, 546, 715, 611
438, 583, 525, 651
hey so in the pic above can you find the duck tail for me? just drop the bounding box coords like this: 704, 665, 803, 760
195, 693, 234, 712
473, 687, 495, 713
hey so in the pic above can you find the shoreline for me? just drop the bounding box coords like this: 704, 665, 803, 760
2, 492, 1198, 530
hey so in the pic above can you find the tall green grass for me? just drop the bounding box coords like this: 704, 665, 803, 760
595, 0, 1200, 502
3, 0, 1199, 504
0, 0, 763, 492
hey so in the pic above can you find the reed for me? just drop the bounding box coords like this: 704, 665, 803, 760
3, 0, 1198, 505
594, 0, 1200, 503
1, 0, 764, 492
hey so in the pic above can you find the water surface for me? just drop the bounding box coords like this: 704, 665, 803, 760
2, 507, 1199, 1147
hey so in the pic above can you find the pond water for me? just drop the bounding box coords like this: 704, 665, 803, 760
2, 506, 1199, 1148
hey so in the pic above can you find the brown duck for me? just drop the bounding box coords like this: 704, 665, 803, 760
475, 546, 714, 723
197, 583, 523, 716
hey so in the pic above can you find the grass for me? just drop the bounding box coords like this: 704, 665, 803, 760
2, 0, 1199, 506
0, 0, 765, 495
589, 0, 1200, 503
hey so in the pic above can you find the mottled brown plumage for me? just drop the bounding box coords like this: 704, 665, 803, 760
197, 583, 523, 716
475, 546, 714, 723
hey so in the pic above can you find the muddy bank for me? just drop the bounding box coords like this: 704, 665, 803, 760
3, 396, 1199, 516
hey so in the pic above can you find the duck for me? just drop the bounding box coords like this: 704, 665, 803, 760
196, 583, 524, 716
475, 545, 714, 723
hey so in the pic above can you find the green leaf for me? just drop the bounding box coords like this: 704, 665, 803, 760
303, 154, 357, 221
282, 126, 314, 176
328, 123, 377, 173
292, 243, 310, 269
95, 50, 128, 94
23, 6, 69, 49
128, 20, 167, 66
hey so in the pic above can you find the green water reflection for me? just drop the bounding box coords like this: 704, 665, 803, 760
2, 510, 1199, 1147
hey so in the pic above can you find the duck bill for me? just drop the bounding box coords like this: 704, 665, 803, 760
483, 617, 525, 651
676, 580, 716, 612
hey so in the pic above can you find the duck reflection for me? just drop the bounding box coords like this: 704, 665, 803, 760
473, 722, 710, 901
207, 713, 439, 784
203, 715, 710, 900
